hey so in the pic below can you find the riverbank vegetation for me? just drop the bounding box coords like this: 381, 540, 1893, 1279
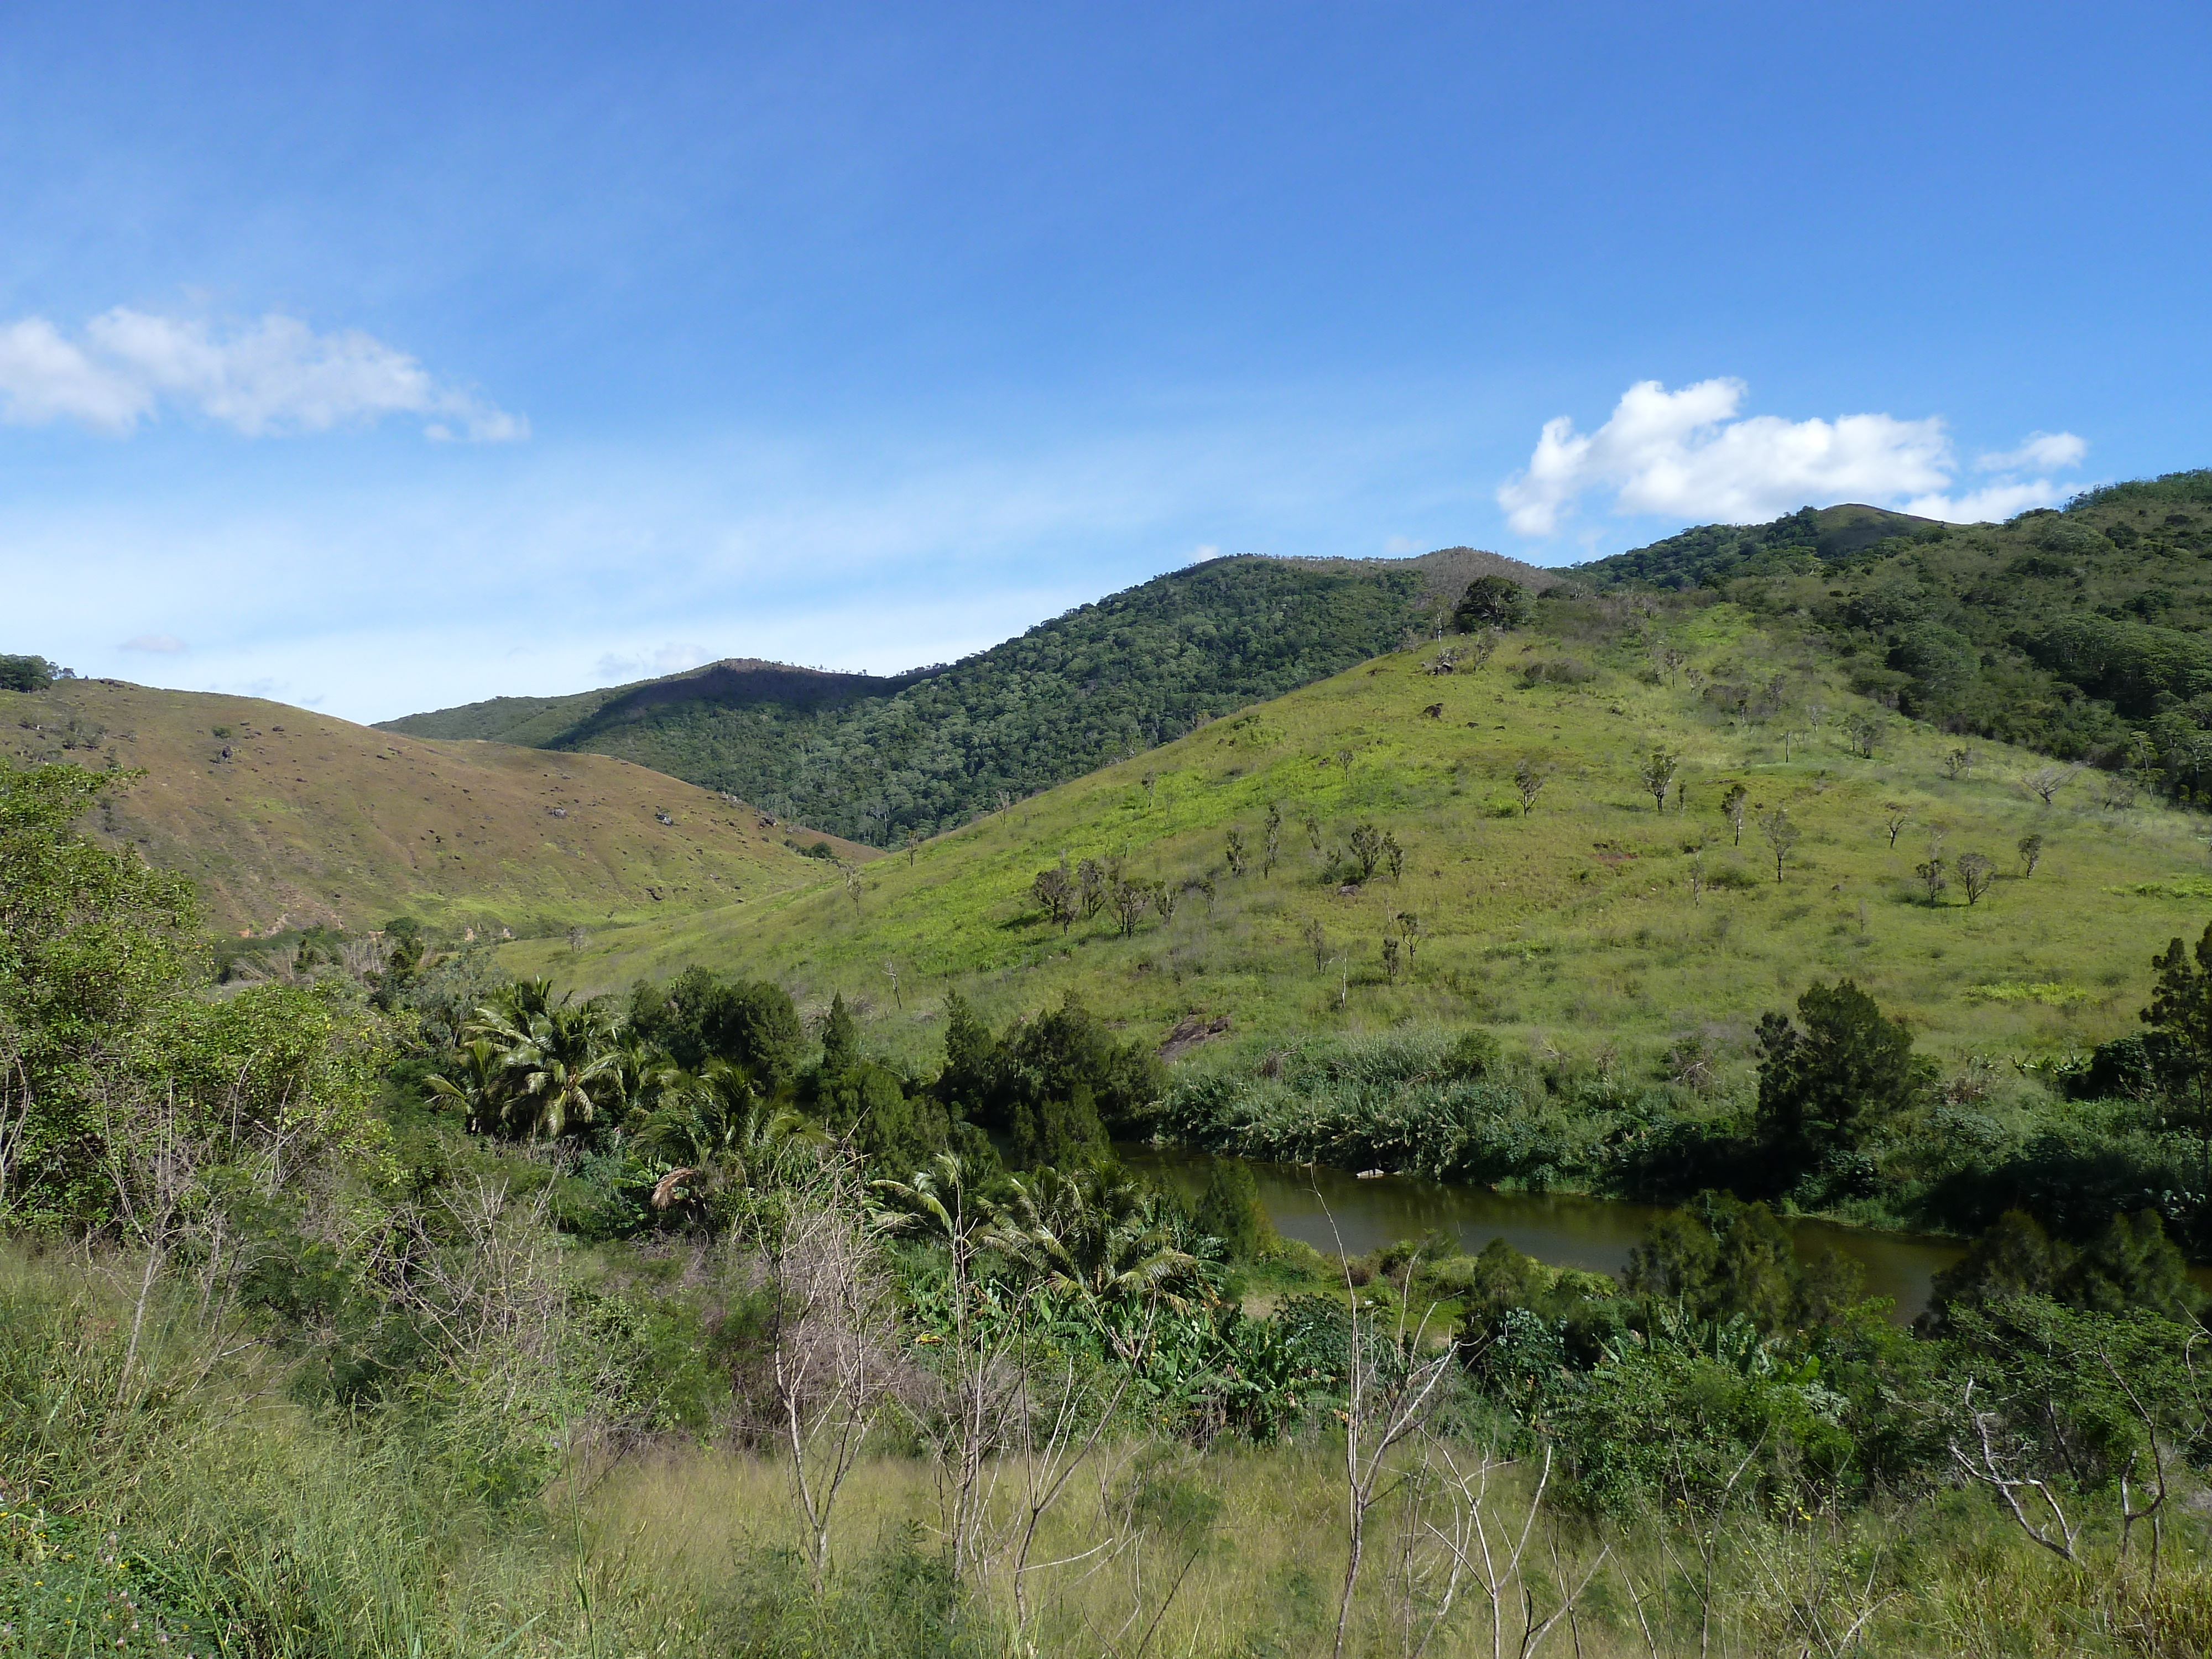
10, 760, 2212, 1655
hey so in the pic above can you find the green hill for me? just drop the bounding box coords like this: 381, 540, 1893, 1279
380, 547, 1555, 846
505, 578, 2210, 1089
0, 677, 866, 938
1577, 471, 2212, 769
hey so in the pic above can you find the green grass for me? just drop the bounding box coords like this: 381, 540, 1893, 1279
511, 596, 2211, 1090
8, 1243, 2209, 1659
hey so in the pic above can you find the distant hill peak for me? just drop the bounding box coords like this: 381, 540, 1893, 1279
1574, 502, 1945, 589
1277, 544, 1562, 598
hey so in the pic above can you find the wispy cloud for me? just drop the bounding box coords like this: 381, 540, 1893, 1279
1906, 429, 2090, 521
1497, 379, 2085, 533
1976, 431, 2086, 472
593, 642, 716, 682
119, 632, 187, 653
1900, 481, 2073, 522
0, 309, 525, 441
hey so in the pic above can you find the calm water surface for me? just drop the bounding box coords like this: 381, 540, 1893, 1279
1120, 1146, 1968, 1323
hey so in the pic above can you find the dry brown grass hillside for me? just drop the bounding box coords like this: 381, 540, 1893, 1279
2, 678, 870, 937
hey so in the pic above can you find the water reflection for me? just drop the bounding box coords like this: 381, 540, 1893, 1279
1120, 1145, 1967, 1323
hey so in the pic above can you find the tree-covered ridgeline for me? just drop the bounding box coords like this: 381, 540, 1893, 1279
387, 556, 1464, 845
1578, 470, 2212, 785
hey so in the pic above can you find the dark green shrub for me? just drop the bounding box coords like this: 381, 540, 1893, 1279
1453, 575, 1532, 632
1442, 1028, 1501, 1079
1191, 1156, 1271, 1260
1754, 980, 1928, 1187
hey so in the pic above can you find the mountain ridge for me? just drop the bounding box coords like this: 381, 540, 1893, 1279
379, 546, 1559, 846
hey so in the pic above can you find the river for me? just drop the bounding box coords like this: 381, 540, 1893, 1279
1120, 1145, 1968, 1323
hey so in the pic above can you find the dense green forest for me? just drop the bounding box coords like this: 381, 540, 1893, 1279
383, 556, 1493, 845
1579, 471, 2212, 782
10, 760, 2212, 1655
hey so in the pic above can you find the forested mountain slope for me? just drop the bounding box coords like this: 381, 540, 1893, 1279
512, 578, 2209, 1081
382, 547, 1553, 846
1, 676, 863, 936
1578, 471, 2212, 774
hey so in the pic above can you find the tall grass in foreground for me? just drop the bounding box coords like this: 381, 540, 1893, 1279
6, 1244, 2210, 1657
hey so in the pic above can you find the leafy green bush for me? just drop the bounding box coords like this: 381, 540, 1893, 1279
0, 653, 55, 692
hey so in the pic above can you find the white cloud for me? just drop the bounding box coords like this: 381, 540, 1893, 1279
1901, 481, 2071, 522
1977, 431, 2086, 472
0, 309, 525, 441
119, 633, 187, 653
0, 319, 150, 430
1497, 378, 1954, 536
593, 641, 715, 682
1187, 543, 1222, 564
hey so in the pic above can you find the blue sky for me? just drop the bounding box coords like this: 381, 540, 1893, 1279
4, 2, 2209, 722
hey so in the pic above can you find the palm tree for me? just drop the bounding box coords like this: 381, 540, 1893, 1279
421, 1037, 506, 1134
637, 1058, 821, 1213
467, 993, 620, 1140
607, 1031, 684, 1125
982, 1166, 1201, 1316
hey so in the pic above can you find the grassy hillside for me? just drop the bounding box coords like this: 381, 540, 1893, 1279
509, 584, 2211, 1083
382, 547, 1555, 846
1, 677, 862, 937
1578, 471, 2212, 769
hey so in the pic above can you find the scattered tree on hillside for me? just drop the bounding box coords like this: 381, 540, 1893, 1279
1032, 861, 1078, 934
1153, 880, 1181, 925
1759, 806, 1800, 883
1513, 757, 1550, 816
1639, 748, 1679, 812
1336, 748, 1354, 784
1658, 645, 1688, 687
1348, 822, 1385, 881
1916, 858, 1948, 905
1943, 745, 1979, 780
1224, 827, 1248, 877
1395, 910, 1422, 969
2023, 764, 2081, 805
1077, 857, 1108, 919
1720, 782, 1747, 846
1383, 831, 1405, 883
1882, 804, 1911, 848
1453, 575, 1531, 633
1109, 878, 1152, 938
1957, 851, 1997, 906
1380, 918, 1402, 983
2018, 832, 2044, 876
1303, 917, 1329, 970
1465, 627, 1501, 670
1263, 801, 1282, 875
1141, 771, 1157, 810
1844, 712, 1882, 759
905, 827, 921, 867
1301, 808, 1323, 862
